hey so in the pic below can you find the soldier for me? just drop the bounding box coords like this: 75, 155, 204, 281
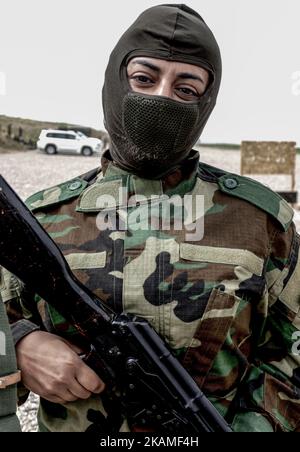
1, 4, 300, 432
0, 292, 21, 432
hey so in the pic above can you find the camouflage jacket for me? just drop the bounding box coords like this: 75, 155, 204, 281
1, 150, 300, 432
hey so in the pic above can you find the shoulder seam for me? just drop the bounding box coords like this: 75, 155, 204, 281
25, 167, 100, 212
25, 177, 88, 212
198, 163, 294, 232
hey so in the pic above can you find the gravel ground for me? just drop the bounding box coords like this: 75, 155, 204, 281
1, 146, 299, 200
0, 150, 102, 201
1, 147, 299, 432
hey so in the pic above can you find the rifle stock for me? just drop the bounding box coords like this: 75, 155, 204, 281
0, 175, 232, 433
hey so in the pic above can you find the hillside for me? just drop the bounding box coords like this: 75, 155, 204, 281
0, 115, 109, 152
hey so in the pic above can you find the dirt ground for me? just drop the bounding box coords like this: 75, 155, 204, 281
1, 147, 299, 431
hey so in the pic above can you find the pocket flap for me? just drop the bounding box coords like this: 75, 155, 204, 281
65, 252, 106, 270
180, 243, 264, 276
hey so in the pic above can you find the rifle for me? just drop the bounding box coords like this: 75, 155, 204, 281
0, 175, 232, 433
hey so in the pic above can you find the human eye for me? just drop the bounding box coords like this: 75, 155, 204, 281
176, 86, 200, 99
129, 74, 154, 85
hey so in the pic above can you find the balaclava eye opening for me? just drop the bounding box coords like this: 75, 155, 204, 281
102, 4, 222, 179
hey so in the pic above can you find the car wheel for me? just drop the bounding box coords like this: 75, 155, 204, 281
81, 146, 93, 157
45, 144, 57, 155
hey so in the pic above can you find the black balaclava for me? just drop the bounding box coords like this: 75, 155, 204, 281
102, 4, 222, 179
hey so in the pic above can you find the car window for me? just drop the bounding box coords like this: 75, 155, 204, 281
46, 133, 61, 138
46, 132, 74, 139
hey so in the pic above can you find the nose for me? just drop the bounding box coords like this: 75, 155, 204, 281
154, 79, 173, 99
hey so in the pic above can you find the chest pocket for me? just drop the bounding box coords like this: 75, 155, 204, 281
46, 251, 107, 335
179, 243, 265, 390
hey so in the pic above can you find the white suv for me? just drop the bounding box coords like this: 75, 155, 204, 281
37, 129, 102, 156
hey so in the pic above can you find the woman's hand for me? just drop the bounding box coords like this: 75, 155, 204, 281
16, 331, 105, 403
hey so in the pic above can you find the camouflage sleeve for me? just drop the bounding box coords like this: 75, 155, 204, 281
232, 223, 300, 432
0, 266, 40, 345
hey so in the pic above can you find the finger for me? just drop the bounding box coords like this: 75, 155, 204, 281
75, 362, 105, 394
63, 390, 79, 403
42, 390, 77, 404
69, 379, 92, 400
43, 395, 66, 404
45, 382, 79, 403
56, 389, 78, 403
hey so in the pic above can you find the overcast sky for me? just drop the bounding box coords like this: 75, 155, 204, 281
1, 0, 300, 144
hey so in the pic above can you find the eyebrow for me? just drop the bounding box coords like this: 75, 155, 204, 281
177, 72, 205, 84
131, 59, 161, 72
131, 59, 205, 85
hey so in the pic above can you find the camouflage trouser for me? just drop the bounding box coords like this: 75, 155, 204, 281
38, 393, 131, 433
